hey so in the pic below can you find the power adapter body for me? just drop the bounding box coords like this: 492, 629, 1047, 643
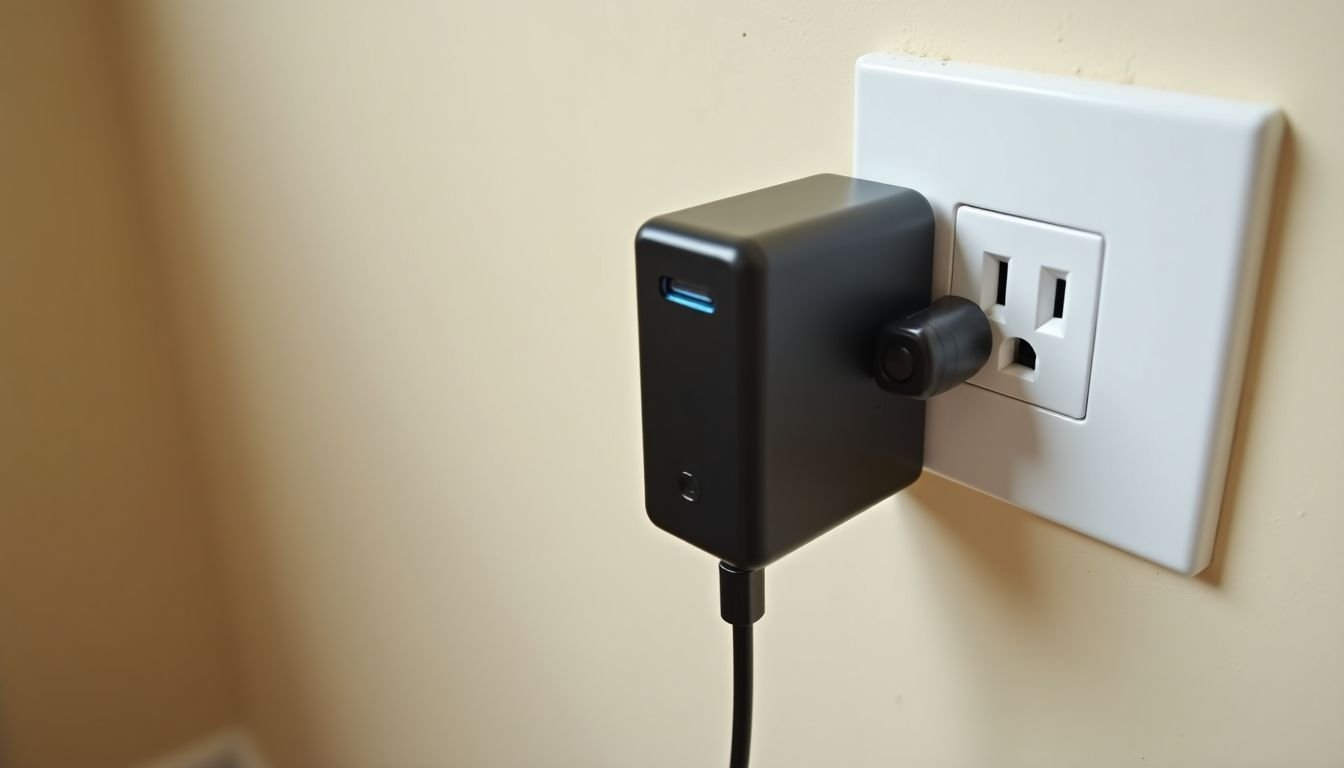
635, 173, 933, 570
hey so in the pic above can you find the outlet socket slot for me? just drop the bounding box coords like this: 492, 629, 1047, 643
1037, 268, 1069, 336
994, 256, 1009, 305
981, 253, 1010, 322
1000, 337, 1037, 380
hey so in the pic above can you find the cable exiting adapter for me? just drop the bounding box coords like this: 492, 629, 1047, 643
719, 564, 764, 768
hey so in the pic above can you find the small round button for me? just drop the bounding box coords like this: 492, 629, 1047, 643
881, 345, 915, 382
678, 471, 700, 502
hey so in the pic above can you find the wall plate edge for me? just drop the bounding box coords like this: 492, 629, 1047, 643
1191, 111, 1286, 570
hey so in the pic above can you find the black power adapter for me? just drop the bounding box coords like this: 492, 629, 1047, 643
636, 173, 932, 571
634, 174, 990, 767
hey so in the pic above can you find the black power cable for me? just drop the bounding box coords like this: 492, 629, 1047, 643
719, 564, 764, 768
730, 624, 754, 768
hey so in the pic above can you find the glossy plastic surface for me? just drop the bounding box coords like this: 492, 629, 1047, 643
855, 54, 1283, 574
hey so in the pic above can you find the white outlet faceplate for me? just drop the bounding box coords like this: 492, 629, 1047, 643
855, 54, 1283, 574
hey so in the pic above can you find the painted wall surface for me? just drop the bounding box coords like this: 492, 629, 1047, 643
113, 1, 1342, 766
0, 4, 238, 766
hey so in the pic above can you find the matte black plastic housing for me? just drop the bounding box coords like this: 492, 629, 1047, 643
873, 296, 992, 399
634, 174, 932, 570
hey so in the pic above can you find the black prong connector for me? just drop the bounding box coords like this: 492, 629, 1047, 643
873, 296, 992, 399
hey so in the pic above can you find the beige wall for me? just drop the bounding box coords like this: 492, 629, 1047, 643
0, 4, 238, 767
109, 1, 1343, 766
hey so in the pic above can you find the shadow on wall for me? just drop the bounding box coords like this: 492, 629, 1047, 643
102, 5, 328, 765
0, 4, 238, 766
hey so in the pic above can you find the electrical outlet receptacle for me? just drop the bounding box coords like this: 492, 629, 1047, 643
855, 54, 1283, 574
952, 206, 1103, 419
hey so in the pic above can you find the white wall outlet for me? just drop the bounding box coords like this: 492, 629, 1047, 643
952, 206, 1104, 419
855, 54, 1283, 574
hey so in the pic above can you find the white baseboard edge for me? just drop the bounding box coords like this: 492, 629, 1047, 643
134, 727, 271, 768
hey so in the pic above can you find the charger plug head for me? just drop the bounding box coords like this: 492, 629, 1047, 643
874, 296, 992, 399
